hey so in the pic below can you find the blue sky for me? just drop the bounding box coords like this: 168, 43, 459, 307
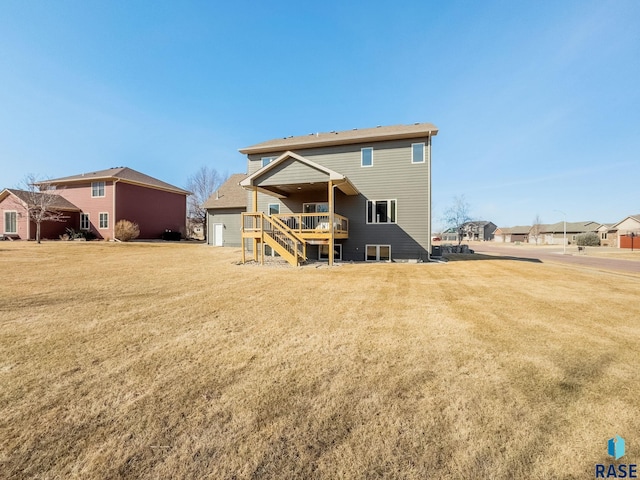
1, 1, 638, 229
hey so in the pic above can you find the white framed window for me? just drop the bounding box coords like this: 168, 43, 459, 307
80, 213, 90, 230
361, 147, 373, 167
92, 181, 105, 197
99, 212, 109, 229
366, 199, 397, 224
412, 143, 425, 163
303, 203, 328, 213
366, 244, 391, 262
268, 203, 280, 216
319, 244, 342, 261
261, 156, 277, 168
4, 211, 17, 234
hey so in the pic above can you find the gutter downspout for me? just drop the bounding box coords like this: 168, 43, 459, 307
112, 178, 120, 241
427, 134, 432, 262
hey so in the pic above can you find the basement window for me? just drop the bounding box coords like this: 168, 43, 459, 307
366, 244, 391, 262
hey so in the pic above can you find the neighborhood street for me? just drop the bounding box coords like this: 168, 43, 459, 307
470, 243, 640, 275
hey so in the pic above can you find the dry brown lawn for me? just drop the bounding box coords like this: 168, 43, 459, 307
1, 242, 639, 479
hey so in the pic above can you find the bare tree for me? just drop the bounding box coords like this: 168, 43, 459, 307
20, 174, 65, 244
185, 166, 226, 240
530, 214, 544, 245
443, 195, 472, 246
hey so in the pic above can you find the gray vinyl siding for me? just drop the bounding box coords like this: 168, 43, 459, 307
258, 158, 328, 186
207, 208, 245, 247
246, 137, 431, 261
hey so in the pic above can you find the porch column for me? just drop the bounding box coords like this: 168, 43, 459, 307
328, 180, 334, 266
252, 187, 258, 262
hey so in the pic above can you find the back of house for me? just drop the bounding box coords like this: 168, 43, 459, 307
238, 123, 438, 264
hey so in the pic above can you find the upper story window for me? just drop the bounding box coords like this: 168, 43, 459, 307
366, 199, 397, 224
261, 156, 277, 168
361, 147, 373, 167
412, 143, 425, 163
91, 181, 105, 197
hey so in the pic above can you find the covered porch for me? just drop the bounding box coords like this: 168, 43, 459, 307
239, 151, 358, 266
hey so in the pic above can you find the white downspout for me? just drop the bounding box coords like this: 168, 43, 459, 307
112, 179, 120, 241
427, 134, 432, 262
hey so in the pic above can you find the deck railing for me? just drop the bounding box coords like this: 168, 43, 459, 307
272, 213, 348, 235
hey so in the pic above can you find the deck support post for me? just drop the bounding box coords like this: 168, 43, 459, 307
329, 180, 334, 266
252, 188, 258, 262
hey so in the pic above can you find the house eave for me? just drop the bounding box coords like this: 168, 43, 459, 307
239, 128, 438, 155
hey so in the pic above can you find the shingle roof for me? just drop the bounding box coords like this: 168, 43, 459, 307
496, 226, 531, 234
239, 122, 439, 154
202, 174, 247, 209
540, 221, 600, 233
40, 167, 190, 195
3, 188, 81, 211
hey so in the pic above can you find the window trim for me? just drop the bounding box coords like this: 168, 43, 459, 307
267, 203, 280, 216
80, 213, 90, 231
4, 210, 18, 234
361, 147, 373, 167
99, 212, 109, 229
365, 244, 391, 262
412, 142, 426, 164
366, 199, 397, 224
303, 202, 328, 213
91, 181, 106, 198
261, 156, 277, 168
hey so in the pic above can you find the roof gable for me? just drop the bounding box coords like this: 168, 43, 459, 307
40, 167, 190, 195
240, 151, 359, 196
1, 188, 80, 211
202, 174, 248, 209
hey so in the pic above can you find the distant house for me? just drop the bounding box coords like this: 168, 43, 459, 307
540, 221, 600, 245
203, 174, 247, 247
1, 167, 189, 240
493, 226, 531, 243
0, 189, 80, 240
597, 224, 618, 248
611, 214, 640, 249
238, 123, 438, 265
463, 221, 496, 241
441, 221, 496, 243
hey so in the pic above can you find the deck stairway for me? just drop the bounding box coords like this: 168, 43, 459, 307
242, 213, 306, 266
242, 212, 349, 267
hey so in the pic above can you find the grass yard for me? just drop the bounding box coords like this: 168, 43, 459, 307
1, 242, 639, 479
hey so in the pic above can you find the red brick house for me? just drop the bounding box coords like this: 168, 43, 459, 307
1, 167, 189, 240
